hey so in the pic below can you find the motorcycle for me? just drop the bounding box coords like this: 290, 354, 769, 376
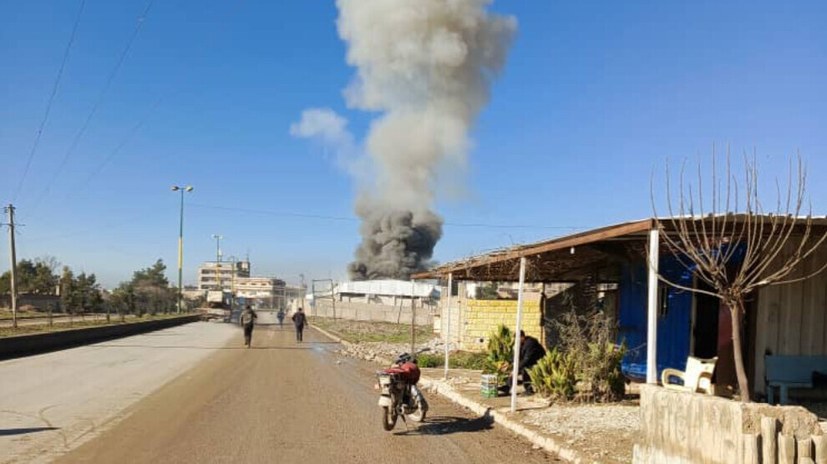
375, 349, 429, 431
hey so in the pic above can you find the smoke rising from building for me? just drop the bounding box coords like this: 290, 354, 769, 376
294, 1, 517, 280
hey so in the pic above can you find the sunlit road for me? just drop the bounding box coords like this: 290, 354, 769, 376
50, 325, 558, 464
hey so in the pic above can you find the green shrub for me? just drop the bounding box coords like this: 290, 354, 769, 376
527, 348, 578, 401
482, 324, 514, 385
582, 341, 627, 401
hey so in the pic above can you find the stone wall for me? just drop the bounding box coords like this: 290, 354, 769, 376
311, 299, 433, 326
634, 385, 823, 464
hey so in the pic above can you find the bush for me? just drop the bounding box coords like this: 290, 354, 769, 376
482, 324, 514, 385
527, 348, 578, 401
540, 309, 627, 402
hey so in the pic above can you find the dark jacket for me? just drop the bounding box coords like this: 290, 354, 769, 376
240, 309, 257, 327
291, 311, 307, 328
518, 336, 546, 371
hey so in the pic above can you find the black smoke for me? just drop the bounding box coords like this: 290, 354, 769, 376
348, 209, 442, 280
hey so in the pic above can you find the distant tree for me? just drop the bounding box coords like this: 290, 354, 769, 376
479, 282, 499, 299
0, 257, 60, 295
112, 259, 175, 315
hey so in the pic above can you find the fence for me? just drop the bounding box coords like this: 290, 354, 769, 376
634, 385, 825, 464
312, 299, 433, 326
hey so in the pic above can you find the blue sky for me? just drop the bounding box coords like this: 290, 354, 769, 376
1, 1, 826, 288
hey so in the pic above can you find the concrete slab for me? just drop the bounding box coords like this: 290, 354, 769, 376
0, 321, 238, 464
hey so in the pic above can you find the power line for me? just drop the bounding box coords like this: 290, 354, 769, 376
28, 0, 155, 212
188, 202, 584, 230
13, 0, 87, 202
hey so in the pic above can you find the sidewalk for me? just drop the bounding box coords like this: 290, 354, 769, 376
311, 324, 638, 464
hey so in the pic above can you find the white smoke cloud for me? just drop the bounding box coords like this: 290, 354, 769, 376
292, 1, 516, 279
336, 0, 517, 212
290, 107, 372, 183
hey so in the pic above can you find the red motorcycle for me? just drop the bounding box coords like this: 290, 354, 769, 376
376, 349, 429, 431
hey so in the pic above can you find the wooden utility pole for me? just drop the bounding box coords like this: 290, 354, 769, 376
5, 204, 18, 329
410, 279, 416, 355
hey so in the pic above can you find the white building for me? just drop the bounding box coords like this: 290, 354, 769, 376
197, 260, 250, 291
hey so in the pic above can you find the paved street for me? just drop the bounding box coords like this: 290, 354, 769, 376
2, 322, 558, 463
0, 322, 238, 464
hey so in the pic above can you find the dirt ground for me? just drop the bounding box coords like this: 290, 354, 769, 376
57, 325, 561, 464
317, 317, 640, 464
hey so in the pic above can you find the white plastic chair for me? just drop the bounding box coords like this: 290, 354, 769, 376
661, 356, 718, 395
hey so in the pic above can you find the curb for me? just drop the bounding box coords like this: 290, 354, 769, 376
308, 324, 394, 365
419, 377, 592, 464
310, 324, 591, 463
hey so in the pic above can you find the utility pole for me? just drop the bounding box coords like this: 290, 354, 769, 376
5, 204, 18, 329
410, 279, 416, 355
171, 185, 193, 314
212, 234, 223, 290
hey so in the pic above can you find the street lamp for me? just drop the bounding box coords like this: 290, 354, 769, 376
171, 185, 194, 313
212, 234, 223, 290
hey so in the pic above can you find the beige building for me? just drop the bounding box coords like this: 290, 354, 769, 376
197, 260, 250, 291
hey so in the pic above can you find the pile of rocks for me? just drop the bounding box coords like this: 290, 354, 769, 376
336, 337, 449, 365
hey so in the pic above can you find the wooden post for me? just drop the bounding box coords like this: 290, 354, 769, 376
743, 434, 760, 464
779, 435, 796, 464
646, 226, 660, 384
813, 435, 827, 464
799, 438, 814, 464
410, 279, 416, 355
443, 272, 452, 380
510, 257, 527, 413
762, 417, 777, 464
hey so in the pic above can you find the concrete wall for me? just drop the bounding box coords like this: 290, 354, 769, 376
311, 299, 433, 326
634, 385, 822, 464
0, 315, 200, 360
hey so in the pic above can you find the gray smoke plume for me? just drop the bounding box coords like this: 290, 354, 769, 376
297, 0, 516, 280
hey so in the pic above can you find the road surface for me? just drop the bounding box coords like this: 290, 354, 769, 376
0, 322, 238, 463
49, 324, 558, 463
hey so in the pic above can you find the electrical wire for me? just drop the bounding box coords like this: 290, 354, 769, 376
187, 202, 584, 230
12, 0, 87, 203
28, 0, 155, 212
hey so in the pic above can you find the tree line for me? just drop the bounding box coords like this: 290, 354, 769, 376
0, 257, 188, 316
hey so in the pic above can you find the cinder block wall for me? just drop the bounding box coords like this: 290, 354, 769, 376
460, 299, 542, 352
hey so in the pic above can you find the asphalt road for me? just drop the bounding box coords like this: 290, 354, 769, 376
0, 322, 239, 464
57, 325, 559, 464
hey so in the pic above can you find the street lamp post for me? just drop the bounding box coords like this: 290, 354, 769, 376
171, 185, 194, 314
212, 234, 223, 290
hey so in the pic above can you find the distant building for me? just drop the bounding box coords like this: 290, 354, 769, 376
197, 260, 250, 291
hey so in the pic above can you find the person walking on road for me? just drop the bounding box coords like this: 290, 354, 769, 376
277, 309, 285, 328
240, 305, 258, 348
291, 307, 307, 342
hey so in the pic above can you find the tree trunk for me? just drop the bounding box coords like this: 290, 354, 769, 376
730, 300, 751, 402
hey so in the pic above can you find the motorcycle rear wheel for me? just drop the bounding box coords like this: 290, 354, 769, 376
407, 396, 427, 423
381, 406, 397, 431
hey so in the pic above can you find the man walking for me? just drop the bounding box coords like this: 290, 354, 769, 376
277, 309, 285, 328
291, 307, 307, 342
240, 305, 258, 348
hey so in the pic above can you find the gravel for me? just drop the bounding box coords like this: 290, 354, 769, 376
524, 403, 639, 464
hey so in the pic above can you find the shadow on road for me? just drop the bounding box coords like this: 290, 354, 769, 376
0, 427, 60, 437
394, 410, 494, 436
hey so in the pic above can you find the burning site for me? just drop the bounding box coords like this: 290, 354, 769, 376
293, 0, 517, 279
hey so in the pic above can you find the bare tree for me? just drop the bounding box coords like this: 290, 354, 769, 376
652, 153, 827, 401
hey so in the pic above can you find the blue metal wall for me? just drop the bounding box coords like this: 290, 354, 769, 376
617, 256, 694, 381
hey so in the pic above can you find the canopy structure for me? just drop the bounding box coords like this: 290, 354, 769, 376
413, 215, 827, 283
413, 219, 655, 282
